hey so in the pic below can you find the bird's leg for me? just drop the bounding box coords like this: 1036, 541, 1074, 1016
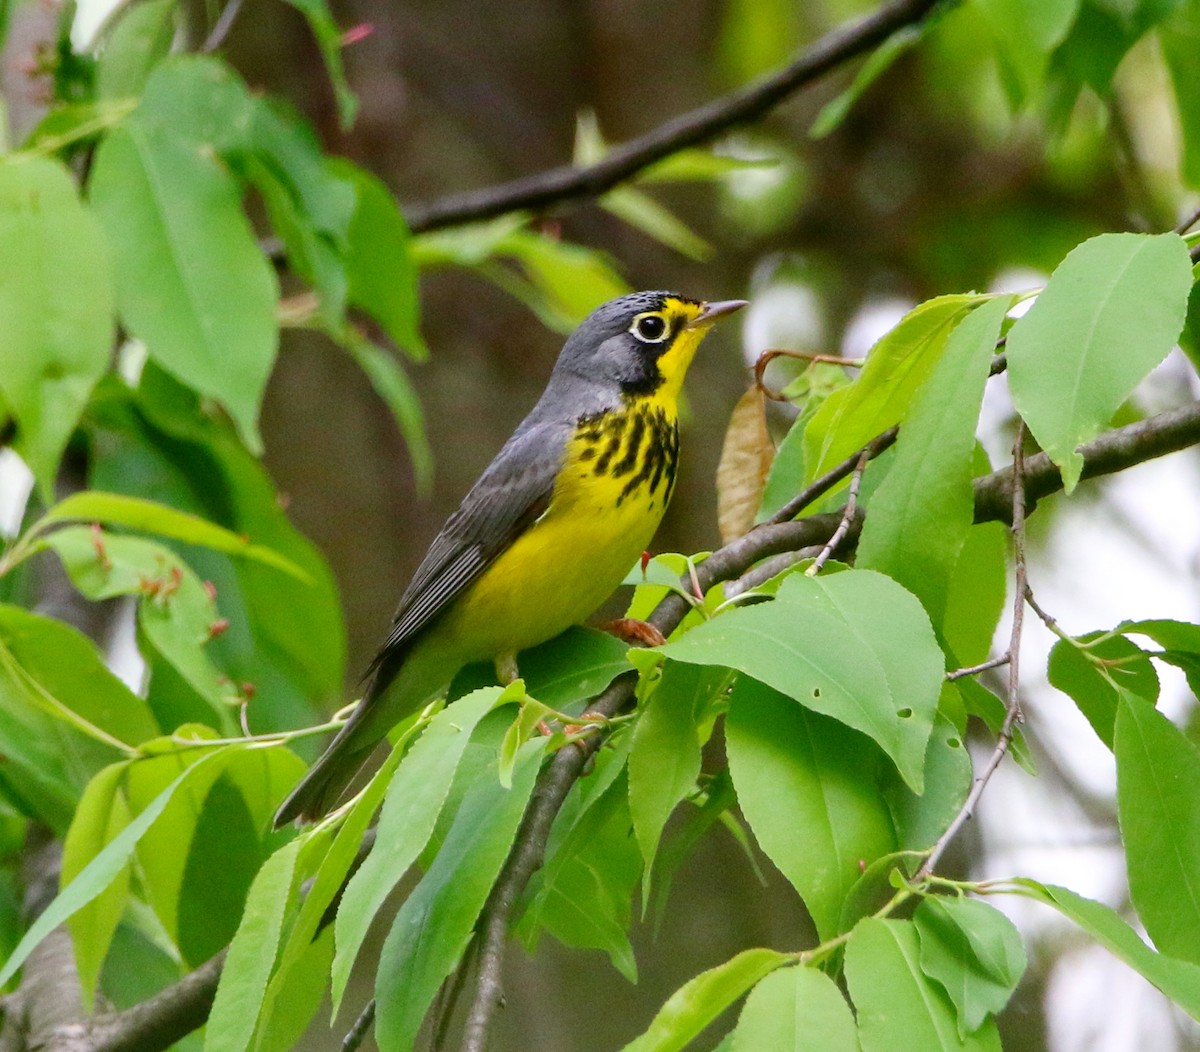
600, 618, 667, 648
495, 651, 520, 685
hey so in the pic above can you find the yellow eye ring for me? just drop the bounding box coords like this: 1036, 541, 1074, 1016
630, 312, 670, 344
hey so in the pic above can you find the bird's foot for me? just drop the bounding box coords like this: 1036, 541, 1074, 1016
601, 617, 666, 648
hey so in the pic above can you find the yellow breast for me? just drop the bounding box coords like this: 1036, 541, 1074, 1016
443, 403, 680, 660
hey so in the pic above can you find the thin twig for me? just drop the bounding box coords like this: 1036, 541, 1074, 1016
919, 422, 1028, 880
805, 450, 869, 575
402, 0, 940, 232
1174, 201, 1200, 236
1023, 584, 1065, 638
754, 349, 863, 400
945, 654, 1010, 682
342, 999, 375, 1052
202, 0, 244, 52
765, 426, 898, 526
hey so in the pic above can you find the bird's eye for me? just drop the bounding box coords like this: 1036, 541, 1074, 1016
631, 313, 669, 343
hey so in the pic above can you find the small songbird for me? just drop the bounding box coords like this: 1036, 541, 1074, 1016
274, 291, 746, 826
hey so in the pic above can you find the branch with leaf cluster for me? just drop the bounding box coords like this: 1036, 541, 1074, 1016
456, 397, 1200, 1052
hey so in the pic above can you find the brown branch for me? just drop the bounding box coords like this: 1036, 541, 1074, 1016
804, 449, 869, 575
402, 0, 941, 233
972, 400, 1200, 524
456, 396, 1200, 1051
765, 425, 898, 526
19, 399, 1198, 1052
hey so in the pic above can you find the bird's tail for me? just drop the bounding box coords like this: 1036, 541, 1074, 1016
272, 710, 377, 827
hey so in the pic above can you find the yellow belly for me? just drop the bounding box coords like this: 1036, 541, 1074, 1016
441, 405, 678, 659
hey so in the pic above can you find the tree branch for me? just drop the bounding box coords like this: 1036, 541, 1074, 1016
972, 400, 1200, 524
455, 397, 1200, 1051
402, 0, 941, 233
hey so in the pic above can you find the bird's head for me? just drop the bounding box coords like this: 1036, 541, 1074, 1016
552, 291, 747, 406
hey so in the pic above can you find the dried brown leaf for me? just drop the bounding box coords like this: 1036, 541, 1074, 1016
716, 386, 775, 543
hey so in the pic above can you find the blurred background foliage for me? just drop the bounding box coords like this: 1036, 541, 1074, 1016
3, 0, 1200, 1047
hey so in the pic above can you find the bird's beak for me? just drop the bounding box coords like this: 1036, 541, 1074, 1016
686, 299, 749, 329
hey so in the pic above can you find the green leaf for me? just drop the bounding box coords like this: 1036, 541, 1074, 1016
914, 897, 1026, 1036
664, 569, 942, 792
810, 24, 924, 138
43, 528, 237, 728
517, 626, 632, 710
601, 185, 713, 261
260, 740, 406, 1041
280, 0, 358, 128
96, 0, 176, 101
32, 491, 309, 580
374, 739, 544, 1052
88, 120, 278, 451
0, 747, 234, 987
1006, 233, 1192, 492
1047, 633, 1159, 748
254, 926, 333, 1052
941, 518, 1008, 668
204, 838, 301, 1052
1120, 618, 1200, 696
725, 678, 895, 938
341, 334, 432, 494
0, 602, 157, 749
885, 711, 972, 851
492, 229, 630, 332
332, 686, 508, 1013
629, 662, 711, 874
62, 761, 132, 1006
331, 159, 425, 357
1163, 6, 1200, 189
803, 294, 988, 481
619, 947, 791, 1052
1014, 880, 1200, 1018
0, 155, 113, 498
858, 297, 1010, 627
526, 772, 642, 981
1115, 692, 1200, 964
845, 918, 1002, 1052
730, 966, 859, 1052
970, 0, 1079, 105
88, 367, 345, 723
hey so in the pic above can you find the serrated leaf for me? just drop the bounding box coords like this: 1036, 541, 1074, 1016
32, 491, 309, 580
374, 740, 544, 1052
1115, 691, 1200, 964
803, 294, 987, 481
664, 570, 942, 792
846, 918, 1003, 1052
1014, 880, 1200, 1018
726, 678, 895, 938
857, 297, 1010, 627
204, 838, 301, 1052
620, 947, 792, 1052
1007, 233, 1192, 492
716, 387, 774, 543
885, 711, 972, 851
1048, 633, 1158, 748
0, 156, 113, 499
629, 662, 709, 876
0, 747, 235, 988
332, 686, 507, 1013
730, 966, 859, 1052
915, 897, 1026, 1036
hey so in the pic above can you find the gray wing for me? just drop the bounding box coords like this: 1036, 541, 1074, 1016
365, 420, 567, 676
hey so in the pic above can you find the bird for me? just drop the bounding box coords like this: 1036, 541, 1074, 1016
274, 291, 746, 826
